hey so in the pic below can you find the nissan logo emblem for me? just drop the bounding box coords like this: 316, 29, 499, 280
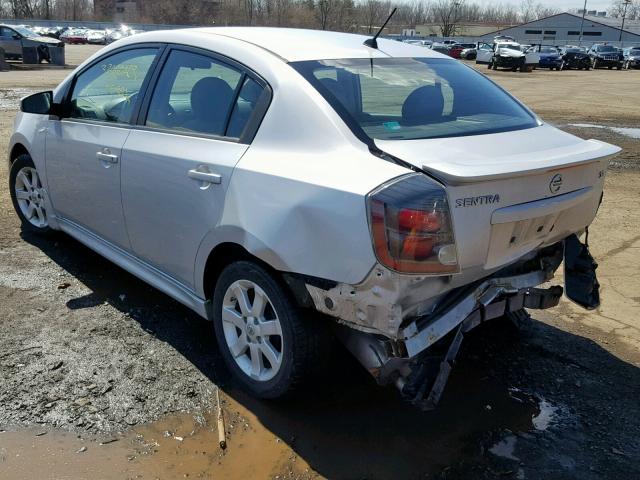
549, 173, 563, 194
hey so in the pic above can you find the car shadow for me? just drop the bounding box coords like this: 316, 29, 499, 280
21, 230, 640, 480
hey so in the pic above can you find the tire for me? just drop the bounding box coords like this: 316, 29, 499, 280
212, 260, 327, 399
9, 154, 52, 235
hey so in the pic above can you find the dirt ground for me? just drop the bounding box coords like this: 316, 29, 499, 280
0, 46, 639, 479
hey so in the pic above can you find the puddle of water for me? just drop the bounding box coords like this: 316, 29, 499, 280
0, 88, 36, 110
0, 396, 311, 480
568, 123, 640, 140
0, 365, 542, 480
532, 398, 558, 431
489, 434, 519, 461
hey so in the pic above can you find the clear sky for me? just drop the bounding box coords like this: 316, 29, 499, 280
494, 0, 612, 10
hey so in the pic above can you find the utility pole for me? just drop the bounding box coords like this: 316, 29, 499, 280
452, 1, 461, 38
619, 0, 632, 46
578, 0, 587, 46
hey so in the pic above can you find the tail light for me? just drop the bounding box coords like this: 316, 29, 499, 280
367, 173, 459, 274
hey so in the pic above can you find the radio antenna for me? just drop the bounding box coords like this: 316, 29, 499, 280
364, 7, 397, 49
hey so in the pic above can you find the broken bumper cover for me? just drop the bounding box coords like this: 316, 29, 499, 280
336, 270, 563, 409
402, 270, 561, 357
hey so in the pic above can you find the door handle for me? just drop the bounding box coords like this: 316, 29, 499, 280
96, 151, 119, 164
188, 169, 222, 185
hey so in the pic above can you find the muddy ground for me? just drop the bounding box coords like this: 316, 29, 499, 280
0, 46, 639, 479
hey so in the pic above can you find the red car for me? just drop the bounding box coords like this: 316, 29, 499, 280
60, 29, 87, 44
447, 46, 463, 58
448, 43, 476, 60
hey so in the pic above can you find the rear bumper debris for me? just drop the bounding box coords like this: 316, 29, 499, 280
334, 270, 563, 410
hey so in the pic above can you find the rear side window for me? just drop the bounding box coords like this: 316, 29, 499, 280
146, 49, 249, 137
69, 48, 158, 123
292, 58, 538, 141
227, 77, 265, 138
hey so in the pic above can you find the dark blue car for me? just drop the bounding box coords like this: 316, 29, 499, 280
533, 45, 564, 71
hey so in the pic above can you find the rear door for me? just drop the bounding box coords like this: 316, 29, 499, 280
121, 46, 270, 288
46, 46, 161, 249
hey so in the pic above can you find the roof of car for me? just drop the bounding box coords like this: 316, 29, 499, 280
180, 27, 446, 62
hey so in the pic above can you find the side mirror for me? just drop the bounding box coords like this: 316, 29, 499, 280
12, 33, 21, 40
21, 91, 55, 115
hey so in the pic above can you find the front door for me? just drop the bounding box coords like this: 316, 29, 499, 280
121, 48, 267, 288
476, 43, 494, 64
46, 47, 160, 249
0, 27, 22, 56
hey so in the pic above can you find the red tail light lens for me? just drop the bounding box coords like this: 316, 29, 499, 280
368, 174, 459, 274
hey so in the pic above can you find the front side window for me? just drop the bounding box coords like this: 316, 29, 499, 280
293, 58, 538, 141
146, 50, 245, 137
69, 48, 158, 123
0, 27, 16, 38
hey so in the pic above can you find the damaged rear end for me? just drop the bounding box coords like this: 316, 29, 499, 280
304, 127, 619, 409
292, 54, 620, 408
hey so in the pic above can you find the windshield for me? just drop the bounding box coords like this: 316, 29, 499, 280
596, 45, 616, 52
293, 58, 537, 141
14, 26, 37, 37
499, 44, 521, 51
540, 47, 558, 53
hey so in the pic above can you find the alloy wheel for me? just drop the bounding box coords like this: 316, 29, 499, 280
14, 167, 48, 228
221, 279, 284, 382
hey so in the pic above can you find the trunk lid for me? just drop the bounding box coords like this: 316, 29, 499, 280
375, 125, 620, 272
375, 124, 619, 184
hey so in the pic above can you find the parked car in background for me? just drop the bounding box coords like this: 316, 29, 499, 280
404, 39, 432, 47
477, 38, 539, 72
86, 29, 107, 45
457, 43, 477, 60
529, 45, 563, 71
447, 44, 464, 59
429, 43, 450, 55
9, 28, 618, 406
0, 24, 64, 62
60, 28, 88, 44
559, 46, 591, 70
588, 44, 623, 70
623, 47, 640, 69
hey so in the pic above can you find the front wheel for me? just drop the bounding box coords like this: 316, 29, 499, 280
9, 154, 52, 235
212, 261, 327, 399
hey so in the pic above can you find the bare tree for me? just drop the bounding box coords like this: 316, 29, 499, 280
362, 0, 386, 33
520, 0, 536, 22
432, 0, 465, 38
609, 0, 640, 19
315, 0, 334, 29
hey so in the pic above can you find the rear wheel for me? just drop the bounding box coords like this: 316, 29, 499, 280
212, 261, 327, 399
9, 154, 51, 235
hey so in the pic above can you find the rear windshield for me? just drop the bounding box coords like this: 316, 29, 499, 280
292, 58, 538, 141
